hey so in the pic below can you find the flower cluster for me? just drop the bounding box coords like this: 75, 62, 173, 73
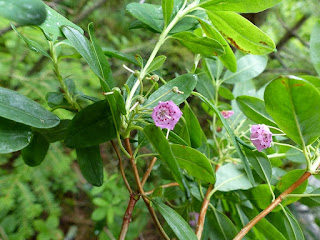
221, 110, 234, 119
151, 101, 182, 130
250, 124, 272, 152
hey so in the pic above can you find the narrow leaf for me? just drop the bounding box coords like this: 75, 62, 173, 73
310, 20, 320, 76
146, 55, 167, 74
183, 104, 203, 148
162, 0, 174, 26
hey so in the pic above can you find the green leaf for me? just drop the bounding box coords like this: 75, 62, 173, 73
76, 145, 103, 187
144, 125, 186, 191
11, 24, 51, 59
162, 0, 174, 26
0, 0, 47, 25
171, 144, 215, 184
276, 169, 308, 206
222, 55, 268, 84
22, 132, 50, 167
299, 188, 320, 207
65, 100, 117, 148
207, 208, 238, 240
264, 76, 320, 146
40, 4, 83, 41
112, 88, 126, 115
0, 117, 32, 154
282, 208, 305, 240
299, 75, 320, 91
236, 95, 277, 127
88, 23, 114, 89
0, 87, 60, 128
246, 184, 274, 210
244, 149, 272, 183
310, 20, 320, 76
193, 93, 254, 184
218, 86, 234, 100
144, 74, 198, 108
182, 104, 203, 148
34, 120, 71, 143
200, 0, 281, 13
215, 163, 252, 191
196, 72, 215, 100
196, 17, 237, 72
103, 47, 137, 65
207, 11, 275, 55
146, 55, 167, 74
46, 92, 68, 108
171, 32, 225, 57
152, 199, 198, 240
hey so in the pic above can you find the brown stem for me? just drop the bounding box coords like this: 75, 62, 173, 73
141, 157, 157, 187
144, 183, 180, 196
233, 171, 311, 240
111, 140, 132, 194
124, 138, 170, 240
118, 194, 139, 240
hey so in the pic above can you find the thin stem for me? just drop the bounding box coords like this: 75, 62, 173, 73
272, 142, 303, 152
144, 183, 180, 196
110, 140, 132, 194
285, 193, 320, 198
141, 157, 157, 187
135, 153, 159, 163
233, 171, 311, 240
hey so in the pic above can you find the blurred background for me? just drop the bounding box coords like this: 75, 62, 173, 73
0, 0, 320, 239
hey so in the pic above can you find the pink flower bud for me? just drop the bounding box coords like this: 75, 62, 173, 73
250, 124, 272, 152
221, 110, 234, 119
189, 212, 199, 228
151, 101, 182, 130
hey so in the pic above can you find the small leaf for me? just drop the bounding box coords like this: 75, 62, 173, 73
103, 47, 137, 65
264, 76, 320, 146
76, 145, 103, 187
196, 72, 215, 100
0, 0, 47, 25
282, 208, 305, 240
112, 89, 126, 115
46, 92, 67, 108
310, 20, 320, 76
171, 144, 215, 184
223, 55, 268, 84
144, 125, 186, 191
183, 104, 203, 148
218, 86, 234, 100
207, 11, 275, 55
0, 87, 60, 128
146, 55, 167, 74
135, 54, 144, 67
0, 117, 32, 154
215, 163, 252, 191
151, 187, 164, 198
144, 74, 198, 108
152, 199, 198, 240
162, 0, 174, 26
236, 95, 277, 127
34, 120, 71, 143
65, 100, 116, 148
200, 0, 281, 13
22, 132, 50, 167
171, 32, 225, 57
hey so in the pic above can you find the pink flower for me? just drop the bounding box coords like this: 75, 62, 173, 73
151, 101, 182, 130
221, 110, 234, 119
250, 124, 272, 152
189, 212, 199, 228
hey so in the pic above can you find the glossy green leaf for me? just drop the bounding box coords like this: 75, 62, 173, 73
65, 100, 116, 148
215, 163, 252, 191
171, 144, 215, 184
144, 125, 186, 191
0, 87, 60, 128
46, 92, 68, 108
162, 0, 174, 26
196, 17, 237, 72
171, 32, 225, 57
112, 89, 126, 115
152, 199, 198, 240
11, 24, 51, 59
207, 11, 275, 55
218, 86, 234, 100
146, 55, 167, 74
207, 208, 238, 240
236, 95, 277, 127
0, 117, 32, 154
103, 47, 137, 65
40, 4, 83, 41
244, 149, 272, 184
310, 20, 320, 76
0, 0, 46, 25
88, 23, 114, 89
276, 169, 308, 206
282, 209, 305, 240
264, 76, 320, 146
223, 55, 268, 84
200, 0, 281, 13
299, 188, 320, 207
299, 75, 320, 91
76, 145, 103, 187
246, 184, 274, 210
183, 104, 202, 148
196, 72, 215, 100
144, 74, 198, 108
168, 130, 190, 146
193, 92, 254, 184
22, 132, 50, 167
34, 120, 71, 143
